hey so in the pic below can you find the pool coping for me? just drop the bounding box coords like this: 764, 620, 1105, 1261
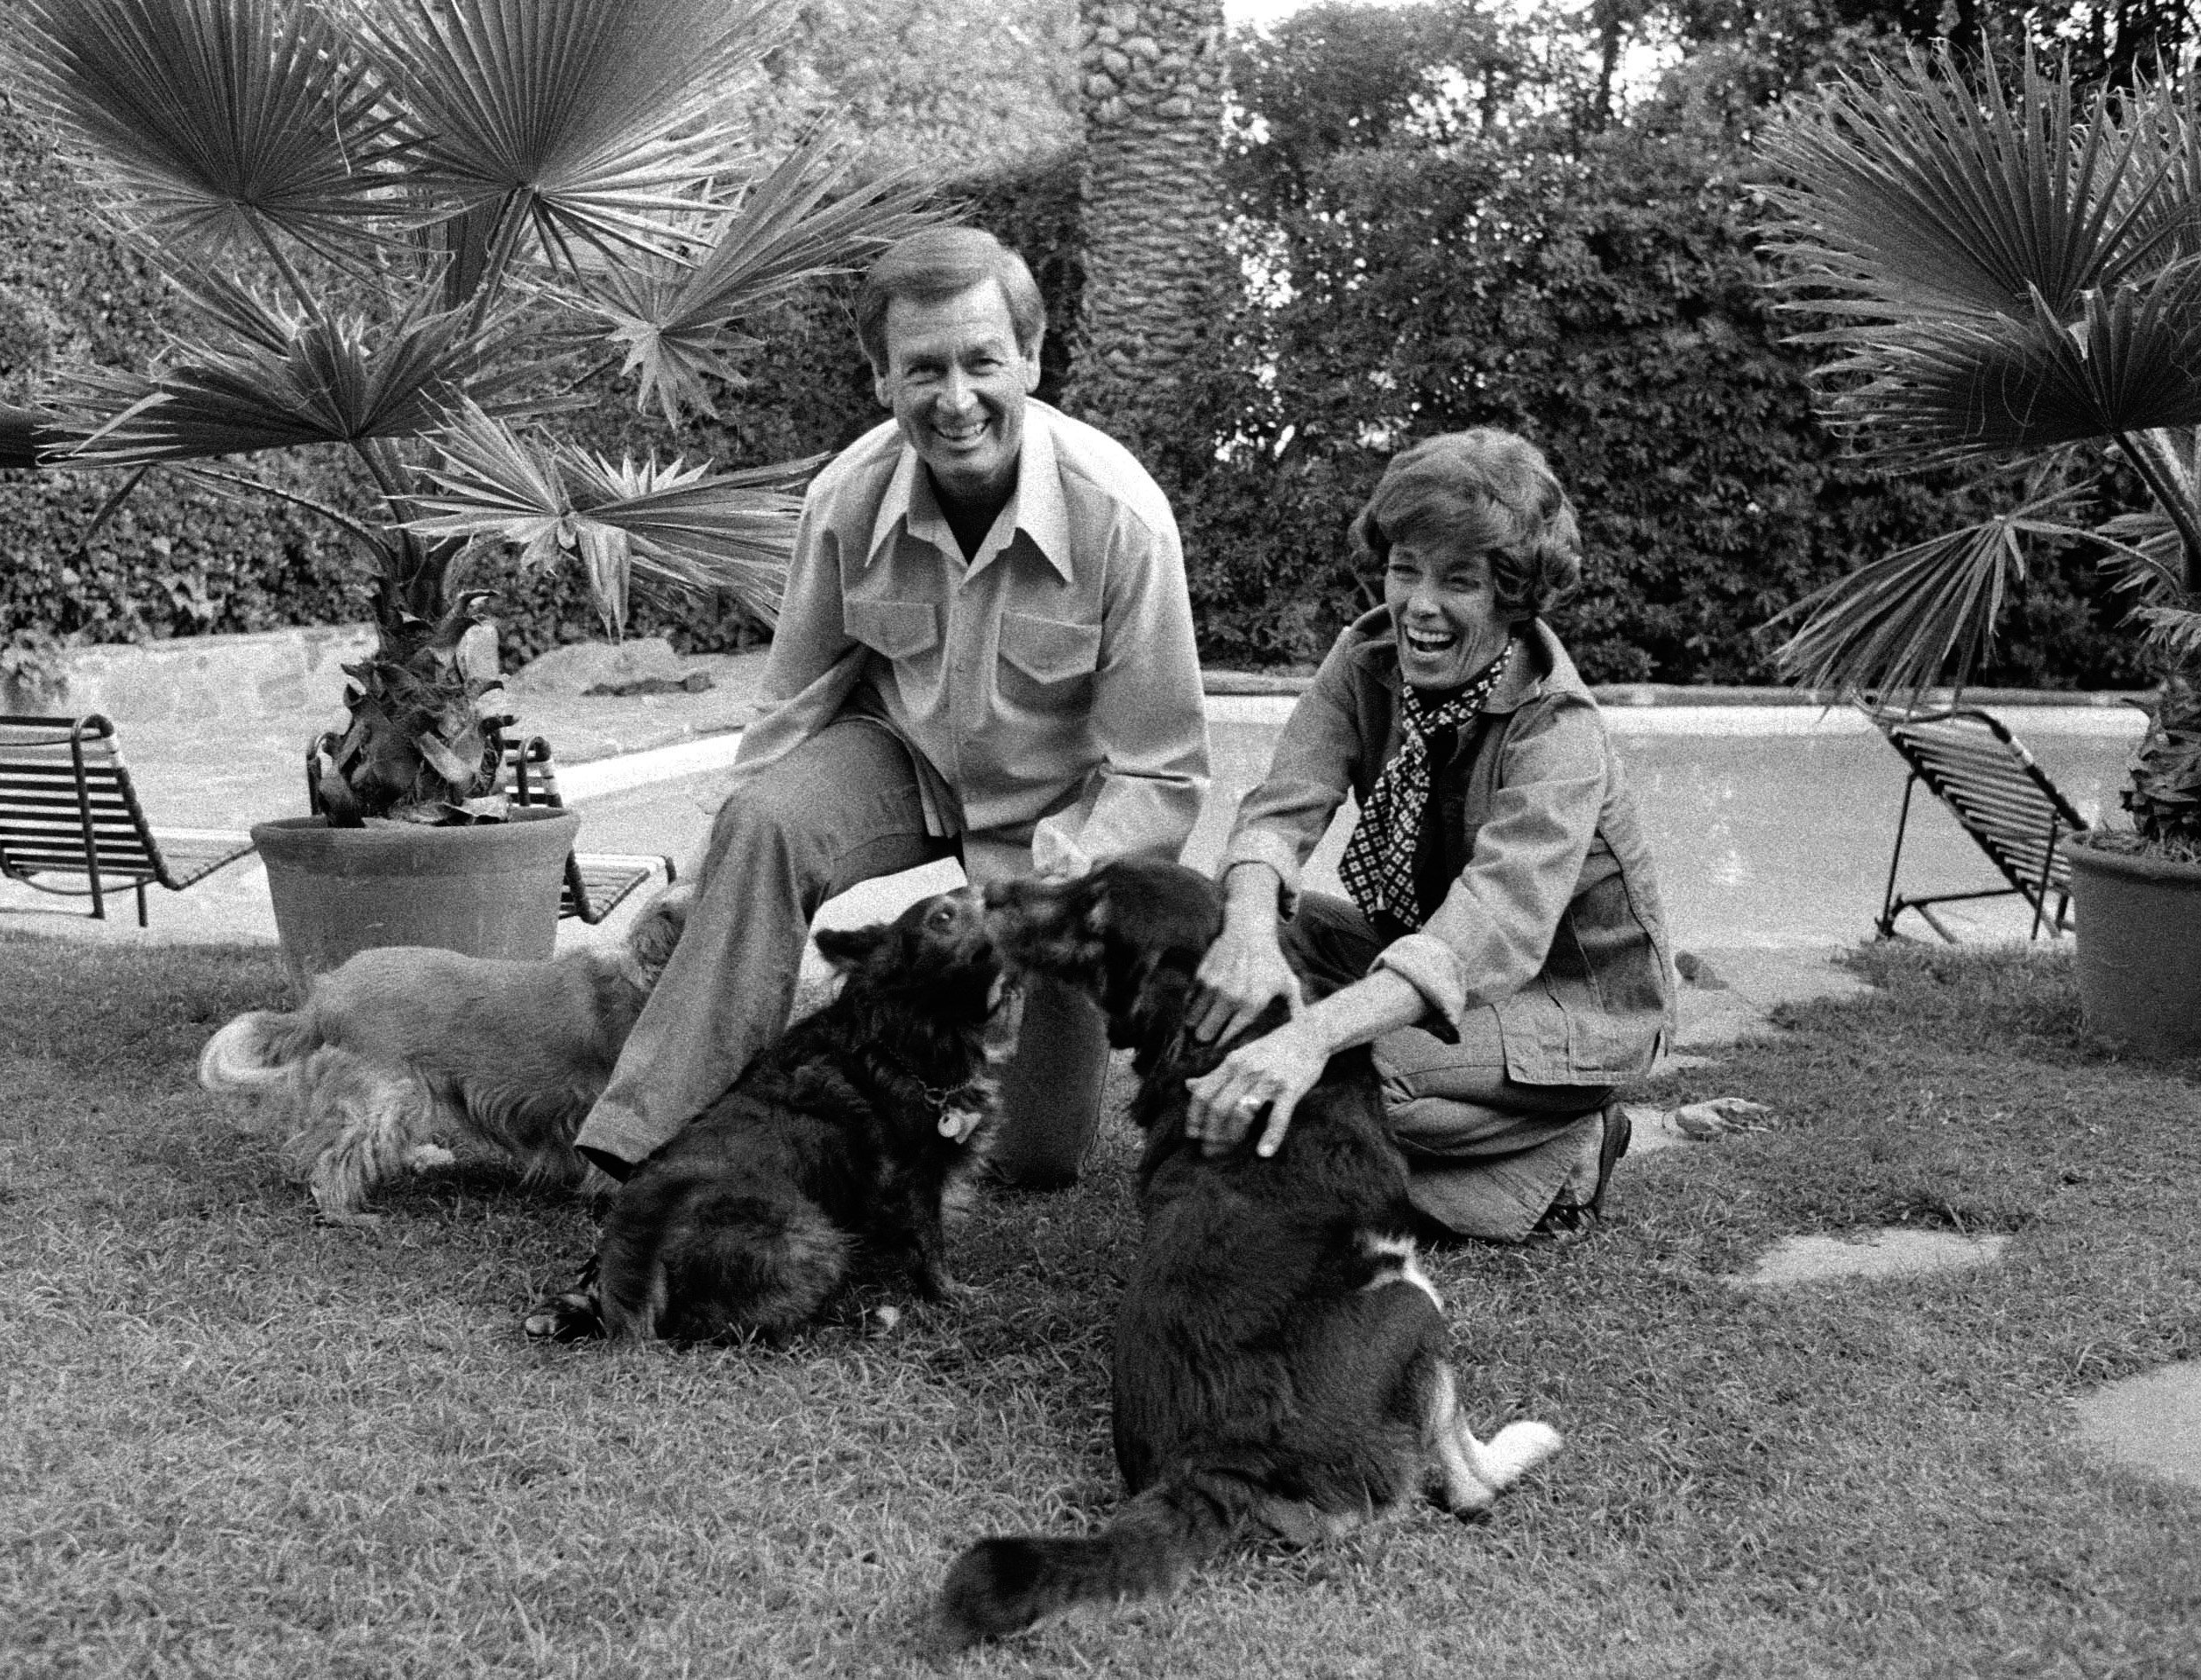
1206, 671, 2153, 708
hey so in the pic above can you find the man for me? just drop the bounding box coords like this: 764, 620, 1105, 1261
572, 226, 1211, 1187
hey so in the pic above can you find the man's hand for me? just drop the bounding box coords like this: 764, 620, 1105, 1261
1189, 919, 1302, 1045
1183, 1014, 1331, 1159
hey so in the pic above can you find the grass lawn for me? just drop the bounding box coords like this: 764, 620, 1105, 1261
3, 931, 2198, 1678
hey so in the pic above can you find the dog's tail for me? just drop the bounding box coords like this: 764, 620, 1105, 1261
936, 1470, 1244, 1650
597, 1179, 849, 1343
197, 1009, 320, 1100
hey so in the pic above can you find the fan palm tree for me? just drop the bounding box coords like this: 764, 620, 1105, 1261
2, 0, 934, 823
1760, 43, 2201, 854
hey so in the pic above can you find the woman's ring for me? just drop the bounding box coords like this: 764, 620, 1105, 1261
1239, 1095, 1261, 1112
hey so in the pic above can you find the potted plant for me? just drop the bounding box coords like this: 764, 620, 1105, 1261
1, 0, 930, 974
1759, 43, 2201, 1055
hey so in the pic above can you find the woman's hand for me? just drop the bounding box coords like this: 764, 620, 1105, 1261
1190, 861, 1300, 1045
1188, 918, 1302, 1045
1183, 1014, 1333, 1159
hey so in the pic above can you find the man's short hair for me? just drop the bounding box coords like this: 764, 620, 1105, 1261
855, 227, 1046, 373
1349, 429, 1583, 619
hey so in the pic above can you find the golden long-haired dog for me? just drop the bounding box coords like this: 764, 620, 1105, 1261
198, 882, 691, 1222
938, 859, 1560, 1648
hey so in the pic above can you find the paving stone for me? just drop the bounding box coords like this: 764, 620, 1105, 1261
2072, 1363, 2201, 1492
1725, 1227, 2011, 1290
1623, 1098, 1773, 1156
1622, 1104, 1694, 1156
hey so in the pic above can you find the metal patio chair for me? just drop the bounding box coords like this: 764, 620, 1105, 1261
0, 713, 257, 924
1859, 701, 2090, 942
305, 723, 675, 924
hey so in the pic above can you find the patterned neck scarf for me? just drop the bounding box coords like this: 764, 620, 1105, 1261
1337, 643, 1513, 932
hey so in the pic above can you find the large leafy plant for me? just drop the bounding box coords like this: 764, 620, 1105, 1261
2, 0, 931, 824
1761, 45, 2201, 857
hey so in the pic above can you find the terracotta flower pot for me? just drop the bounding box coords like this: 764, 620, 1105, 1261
2065, 836, 2201, 1058
252, 808, 579, 990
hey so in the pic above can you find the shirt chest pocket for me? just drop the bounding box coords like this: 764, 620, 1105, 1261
845, 598, 940, 661
997, 612, 1102, 713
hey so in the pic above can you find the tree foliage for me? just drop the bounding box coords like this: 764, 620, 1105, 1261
3, 0, 2172, 698
1172, 2, 2147, 682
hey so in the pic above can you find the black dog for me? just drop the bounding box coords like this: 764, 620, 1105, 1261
528, 888, 999, 1344
938, 858, 1560, 1647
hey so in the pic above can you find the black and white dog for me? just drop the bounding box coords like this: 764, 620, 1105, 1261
938, 858, 1560, 1647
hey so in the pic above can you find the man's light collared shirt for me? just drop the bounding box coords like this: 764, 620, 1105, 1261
731, 403, 1211, 881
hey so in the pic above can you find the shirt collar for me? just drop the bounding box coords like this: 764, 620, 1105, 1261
863, 403, 1076, 583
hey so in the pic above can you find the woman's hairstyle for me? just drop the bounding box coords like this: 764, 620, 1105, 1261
855, 227, 1045, 374
1349, 429, 1583, 619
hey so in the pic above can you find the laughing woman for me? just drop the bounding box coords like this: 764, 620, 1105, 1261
1185, 430, 1676, 1243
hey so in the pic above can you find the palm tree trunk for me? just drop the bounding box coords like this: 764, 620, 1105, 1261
1069, 0, 1229, 428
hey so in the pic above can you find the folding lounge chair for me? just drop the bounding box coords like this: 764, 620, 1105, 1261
1859, 702, 2090, 942
0, 713, 257, 925
305, 725, 675, 924
501, 731, 679, 923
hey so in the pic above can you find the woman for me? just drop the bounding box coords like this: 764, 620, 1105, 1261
1186, 429, 1674, 1242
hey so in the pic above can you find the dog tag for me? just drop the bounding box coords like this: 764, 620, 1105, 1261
938, 1106, 985, 1144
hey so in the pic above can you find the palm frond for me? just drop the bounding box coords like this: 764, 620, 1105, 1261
58, 284, 537, 465
580, 140, 943, 422
2094, 503, 2191, 602
367, 0, 786, 272
1761, 44, 2167, 328
2101, 59, 2201, 272
5, 0, 413, 268
1813, 259, 2201, 467
2133, 602, 2201, 662
1770, 483, 2094, 698
408, 403, 816, 630
179, 461, 395, 561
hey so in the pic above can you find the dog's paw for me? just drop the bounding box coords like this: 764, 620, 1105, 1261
524, 1291, 605, 1343
404, 1143, 457, 1173
1485, 1419, 1564, 1487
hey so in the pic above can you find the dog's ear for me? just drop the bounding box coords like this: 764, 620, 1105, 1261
1124, 958, 1199, 1066
814, 925, 887, 973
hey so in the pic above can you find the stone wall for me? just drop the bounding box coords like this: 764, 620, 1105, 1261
2, 626, 375, 727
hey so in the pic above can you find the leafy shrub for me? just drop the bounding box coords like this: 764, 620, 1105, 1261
0, 59, 2149, 687
1167, 126, 2146, 682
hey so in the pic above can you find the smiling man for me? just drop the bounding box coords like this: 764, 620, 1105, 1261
568, 226, 1211, 1191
